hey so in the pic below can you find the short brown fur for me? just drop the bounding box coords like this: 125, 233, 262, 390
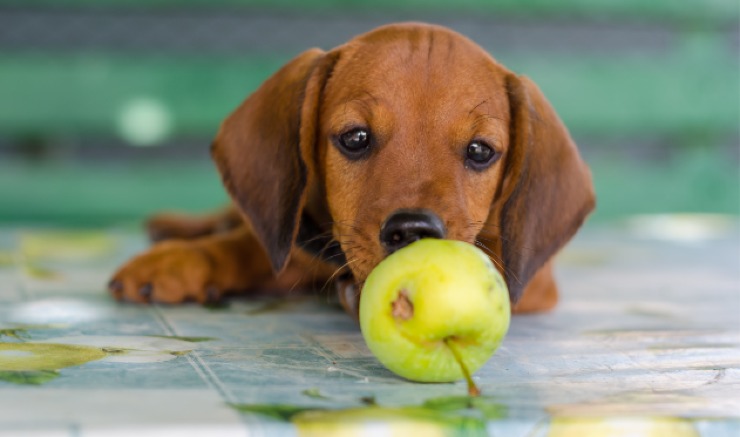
109, 23, 595, 317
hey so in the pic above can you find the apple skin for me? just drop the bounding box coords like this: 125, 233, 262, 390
359, 239, 510, 383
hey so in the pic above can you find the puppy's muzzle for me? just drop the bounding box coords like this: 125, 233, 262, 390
379, 208, 447, 255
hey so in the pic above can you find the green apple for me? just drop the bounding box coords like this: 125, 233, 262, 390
360, 239, 510, 394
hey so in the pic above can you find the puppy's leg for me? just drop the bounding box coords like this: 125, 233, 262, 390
109, 224, 332, 304
146, 205, 242, 242
109, 225, 264, 304
511, 261, 558, 314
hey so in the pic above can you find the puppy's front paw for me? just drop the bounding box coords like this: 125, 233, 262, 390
108, 241, 221, 304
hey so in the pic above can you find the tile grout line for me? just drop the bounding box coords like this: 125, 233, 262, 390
149, 306, 238, 405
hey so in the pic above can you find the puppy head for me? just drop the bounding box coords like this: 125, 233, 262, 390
318, 25, 510, 279
212, 23, 595, 306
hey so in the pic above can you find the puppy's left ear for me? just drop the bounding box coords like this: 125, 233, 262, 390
499, 74, 596, 303
211, 49, 337, 273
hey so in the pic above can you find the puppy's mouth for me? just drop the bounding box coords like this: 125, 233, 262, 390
297, 211, 455, 318
295, 222, 357, 316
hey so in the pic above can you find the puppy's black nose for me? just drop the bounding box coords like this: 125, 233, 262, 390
380, 209, 446, 255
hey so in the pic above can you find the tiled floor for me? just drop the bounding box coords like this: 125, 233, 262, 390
0, 217, 738, 436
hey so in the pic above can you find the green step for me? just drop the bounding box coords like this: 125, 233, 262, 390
0, 161, 229, 225
1, 149, 737, 225
1, 34, 736, 144
12, 0, 740, 26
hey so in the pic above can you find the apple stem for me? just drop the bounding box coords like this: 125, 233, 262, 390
444, 337, 481, 397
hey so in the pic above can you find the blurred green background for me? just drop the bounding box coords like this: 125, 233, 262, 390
0, 0, 738, 226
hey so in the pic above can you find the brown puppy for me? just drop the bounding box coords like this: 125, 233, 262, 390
109, 23, 595, 317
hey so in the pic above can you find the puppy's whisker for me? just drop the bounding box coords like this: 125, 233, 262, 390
330, 218, 377, 234
299, 233, 335, 247
466, 221, 536, 254
333, 223, 363, 233
320, 251, 350, 264
475, 239, 522, 287
315, 239, 351, 265
319, 258, 360, 297
474, 235, 535, 255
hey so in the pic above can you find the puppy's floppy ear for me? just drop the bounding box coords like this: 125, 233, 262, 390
499, 74, 595, 303
211, 49, 336, 273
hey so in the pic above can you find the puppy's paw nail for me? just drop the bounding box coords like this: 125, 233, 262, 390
108, 279, 123, 298
139, 283, 153, 300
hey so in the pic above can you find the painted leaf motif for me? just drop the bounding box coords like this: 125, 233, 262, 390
0, 370, 60, 385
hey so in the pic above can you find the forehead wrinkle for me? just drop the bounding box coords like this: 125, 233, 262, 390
467, 97, 508, 130
344, 90, 381, 115
472, 113, 507, 127
330, 92, 383, 131
330, 34, 506, 147
469, 99, 489, 116
340, 99, 368, 121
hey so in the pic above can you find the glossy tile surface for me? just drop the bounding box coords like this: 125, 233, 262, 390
0, 220, 738, 436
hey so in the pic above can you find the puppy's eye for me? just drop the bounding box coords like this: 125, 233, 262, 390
465, 140, 499, 170
335, 128, 371, 158
340, 128, 369, 150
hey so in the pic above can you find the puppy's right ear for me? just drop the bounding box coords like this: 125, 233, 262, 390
498, 74, 595, 304
211, 49, 337, 273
